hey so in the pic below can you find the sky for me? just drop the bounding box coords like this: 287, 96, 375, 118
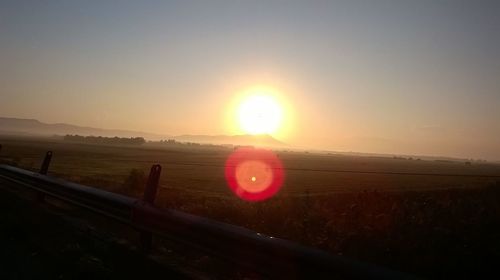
1, 0, 499, 160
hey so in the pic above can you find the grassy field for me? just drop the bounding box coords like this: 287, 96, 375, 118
1, 136, 500, 278
1, 136, 498, 195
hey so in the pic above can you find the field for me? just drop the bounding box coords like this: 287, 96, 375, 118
1, 136, 500, 278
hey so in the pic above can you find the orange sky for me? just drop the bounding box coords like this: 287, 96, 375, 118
1, 1, 499, 160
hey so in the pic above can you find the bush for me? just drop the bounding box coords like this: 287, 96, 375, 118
123, 169, 146, 194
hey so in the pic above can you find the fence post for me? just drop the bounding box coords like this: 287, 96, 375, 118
140, 164, 161, 251
37, 151, 53, 202
40, 151, 52, 175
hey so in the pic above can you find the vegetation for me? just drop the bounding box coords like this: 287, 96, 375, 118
123, 168, 146, 194
64, 134, 146, 145
1, 136, 499, 278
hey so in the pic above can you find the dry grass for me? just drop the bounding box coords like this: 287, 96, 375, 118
1, 136, 500, 278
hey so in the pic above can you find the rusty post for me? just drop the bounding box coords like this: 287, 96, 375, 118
40, 151, 53, 175
140, 164, 161, 251
37, 151, 53, 202
143, 164, 161, 203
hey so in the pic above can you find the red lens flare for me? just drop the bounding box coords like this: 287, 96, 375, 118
225, 147, 284, 201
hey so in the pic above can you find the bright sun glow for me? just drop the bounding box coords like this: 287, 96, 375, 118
237, 95, 283, 135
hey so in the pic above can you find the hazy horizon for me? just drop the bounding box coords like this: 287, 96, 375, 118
0, 115, 496, 162
1, 1, 499, 160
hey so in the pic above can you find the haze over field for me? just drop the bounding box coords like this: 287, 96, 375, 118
1, 0, 499, 160
0, 117, 286, 147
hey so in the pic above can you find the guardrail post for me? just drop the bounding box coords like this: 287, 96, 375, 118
37, 151, 53, 202
143, 164, 161, 204
40, 151, 52, 175
140, 164, 161, 251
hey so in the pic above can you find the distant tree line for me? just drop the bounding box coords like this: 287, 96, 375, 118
64, 134, 146, 145
158, 139, 201, 146
159, 139, 178, 144
155, 139, 232, 149
159, 139, 204, 146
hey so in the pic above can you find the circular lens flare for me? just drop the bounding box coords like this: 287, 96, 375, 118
225, 147, 284, 201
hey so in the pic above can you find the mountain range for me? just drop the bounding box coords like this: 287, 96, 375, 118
0, 117, 284, 147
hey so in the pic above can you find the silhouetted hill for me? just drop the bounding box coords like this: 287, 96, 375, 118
0, 117, 285, 147
0, 117, 168, 140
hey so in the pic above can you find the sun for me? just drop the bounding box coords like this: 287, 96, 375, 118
237, 95, 283, 135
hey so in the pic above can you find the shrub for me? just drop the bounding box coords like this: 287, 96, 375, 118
123, 169, 146, 194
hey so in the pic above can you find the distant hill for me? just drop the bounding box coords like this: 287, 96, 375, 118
172, 134, 285, 147
0, 117, 285, 147
0, 117, 168, 140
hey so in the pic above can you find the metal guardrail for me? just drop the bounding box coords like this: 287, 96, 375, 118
0, 159, 417, 279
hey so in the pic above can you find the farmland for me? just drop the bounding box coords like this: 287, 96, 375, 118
1, 136, 500, 278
